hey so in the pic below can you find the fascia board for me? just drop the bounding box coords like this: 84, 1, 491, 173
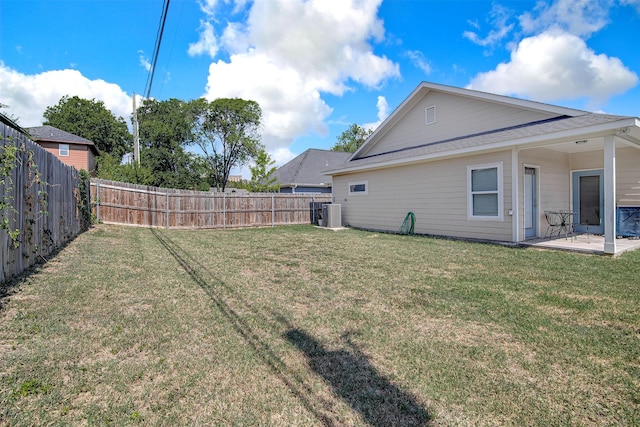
329, 117, 639, 176
351, 84, 430, 159
350, 82, 587, 160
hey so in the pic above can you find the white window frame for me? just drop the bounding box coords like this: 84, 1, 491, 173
59, 143, 70, 157
467, 162, 503, 221
348, 180, 368, 196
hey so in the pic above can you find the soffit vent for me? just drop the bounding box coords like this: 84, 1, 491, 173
425, 105, 436, 125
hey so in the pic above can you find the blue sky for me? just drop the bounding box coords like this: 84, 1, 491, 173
1, 0, 639, 173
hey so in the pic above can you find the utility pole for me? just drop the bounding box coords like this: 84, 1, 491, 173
132, 93, 140, 165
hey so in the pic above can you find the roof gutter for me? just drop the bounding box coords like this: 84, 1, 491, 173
328, 116, 639, 176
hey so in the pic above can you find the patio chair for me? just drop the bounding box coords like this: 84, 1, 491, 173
544, 211, 562, 237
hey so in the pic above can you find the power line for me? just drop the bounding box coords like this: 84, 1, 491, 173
144, 0, 171, 100
135, 0, 170, 165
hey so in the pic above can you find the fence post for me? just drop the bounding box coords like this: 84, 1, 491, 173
223, 193, 226, 230
271, 193, 275, 227
166, 191, 169, 229
96, 182, 101, 223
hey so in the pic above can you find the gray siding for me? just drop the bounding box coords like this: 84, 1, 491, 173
334, 151, 513, 241
570, 147, 640, 206
617, 147, 640, 206
359, 91, 557, 158
519, 148, 571, 239
517, 146, 640, 239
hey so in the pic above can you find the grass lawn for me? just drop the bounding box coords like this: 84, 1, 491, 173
1, 224, 639, 426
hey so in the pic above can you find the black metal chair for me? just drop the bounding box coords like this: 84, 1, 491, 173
544, 211, 562, 237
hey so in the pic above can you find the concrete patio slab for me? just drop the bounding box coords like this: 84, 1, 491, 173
521, 234, 640, 256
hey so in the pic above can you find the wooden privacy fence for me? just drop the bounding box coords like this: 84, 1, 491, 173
90, 179, 332, 229
1, 121, 89, 283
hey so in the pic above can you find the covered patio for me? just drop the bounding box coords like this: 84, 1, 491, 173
521, 234, 640, 256
514, 117, 640, 255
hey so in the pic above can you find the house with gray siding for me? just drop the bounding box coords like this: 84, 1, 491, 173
273, 148, 350, 193
326, 82, 640, 255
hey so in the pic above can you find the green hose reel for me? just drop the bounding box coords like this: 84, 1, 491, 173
399, 211, 415, 235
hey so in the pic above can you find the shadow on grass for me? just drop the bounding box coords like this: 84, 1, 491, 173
285, 328, 430, 427
151, 228, 430, 426
150, 228, 340, 425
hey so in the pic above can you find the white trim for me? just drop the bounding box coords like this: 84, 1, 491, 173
329, 117, 639, 176
467, 162, 503, 221
348, 81, 589, 160
603, 135, 616, 254
511, 149, 519, 241
59, 143, 70, 156
523, 163, 541, 240
348, 180, 368, 195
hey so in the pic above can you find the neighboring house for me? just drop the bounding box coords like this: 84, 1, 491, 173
327, 81, 640, 255
273, 148, 350, 193
27, 125, 99, 174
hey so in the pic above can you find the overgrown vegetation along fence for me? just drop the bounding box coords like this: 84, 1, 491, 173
1, 120, 90, 284
90, 179, 333, 229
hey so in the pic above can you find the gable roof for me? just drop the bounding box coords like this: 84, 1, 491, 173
27, 125, 100, 155
273, 148, 350, 187
328, 81, 639, 175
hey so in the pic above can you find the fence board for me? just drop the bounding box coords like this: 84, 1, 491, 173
1, 122, 88, 283
90, 179, 332, 229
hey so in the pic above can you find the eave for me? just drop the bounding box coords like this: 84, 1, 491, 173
329, 116, 640, 177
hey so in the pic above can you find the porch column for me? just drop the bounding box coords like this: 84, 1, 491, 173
511, 148, 519, 242
603, 135, 616, 254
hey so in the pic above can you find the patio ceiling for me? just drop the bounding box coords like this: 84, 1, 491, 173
539, 135, 636, 154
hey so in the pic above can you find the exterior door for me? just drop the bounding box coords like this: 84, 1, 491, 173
572, 170, 604, 234
524, 167, 537, 238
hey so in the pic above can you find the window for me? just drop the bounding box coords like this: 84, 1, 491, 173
468, 162, 503, 220
348, 180, 368, 195
425, 106, 436, 125
59, 144, 70, 156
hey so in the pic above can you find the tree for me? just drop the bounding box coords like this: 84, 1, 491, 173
192, 98, 263, 192
331, 123, 373, 153
96, 153, 154, 185
0, 103, 19, 123
43, 96, 132, 159
137, 98, 208, 190
249, 149, 279, 192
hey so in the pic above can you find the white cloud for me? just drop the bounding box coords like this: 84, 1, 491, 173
138, 50, 151, 72
0, 62, 132, 127
467, 30, 638, 107
406, 50, 432, 75
621, 0, 640, 12
201, 0, 399, 152
463, 3, 515, 48
271, 146, 297, 167
519, 0, 613, 38
197, 0, 219, 17
363, 96, 389, 131
188, 20, 219, 58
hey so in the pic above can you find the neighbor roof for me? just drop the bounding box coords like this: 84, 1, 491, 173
27, 125, 99, 155
273, 149, 350, 187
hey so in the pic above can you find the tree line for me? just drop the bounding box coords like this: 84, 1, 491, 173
33, 95, 372, 192
42, 96, 278, 192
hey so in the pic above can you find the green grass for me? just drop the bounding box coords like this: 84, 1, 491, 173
1, 224, 639, 426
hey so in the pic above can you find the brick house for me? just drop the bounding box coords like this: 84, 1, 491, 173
27, 125, 99, 175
